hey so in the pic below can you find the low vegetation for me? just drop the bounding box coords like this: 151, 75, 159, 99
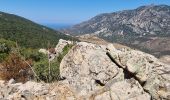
0, 38, 73, 83
0, 53, 32, 82
33, 44, 73, 82
0, 39, 16, 62
0, 11, 78, 83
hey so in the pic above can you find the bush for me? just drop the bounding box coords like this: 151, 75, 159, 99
0, 39, 74, 83
0, 53, 33, 82
0, 39, 16, 62
20, 48, 44, 62
33, 44, 73, 83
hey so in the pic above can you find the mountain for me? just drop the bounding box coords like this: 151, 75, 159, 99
0, 11, 75, 48
64, 5, 170, 57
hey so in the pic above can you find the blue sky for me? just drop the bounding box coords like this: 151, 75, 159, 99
0, 0, 169, 25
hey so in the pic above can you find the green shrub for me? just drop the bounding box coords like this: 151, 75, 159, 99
20, 48, 44, 62
33, 44, 73, 83
0, 39, 16, 62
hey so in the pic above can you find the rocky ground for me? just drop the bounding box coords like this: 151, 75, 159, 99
159, 55, 170, 65
0, 39, 170, 100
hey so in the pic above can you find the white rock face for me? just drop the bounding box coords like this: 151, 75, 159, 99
17, 81, 49, 95
60, 42, 121, 96
55, 39, 73, 56
107, 44, 170, 100
39, 39, 73, 61
59, 42, 152, 100
109, 79, 150, 100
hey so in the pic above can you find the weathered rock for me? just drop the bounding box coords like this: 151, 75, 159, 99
0, 80, 5, 86
48, 82, 77, 100
109, 79, 150, 100
107, 43, 170, 99
60, 42, 121, 96
18, 81, 49, 95
39, 39, 73, 61
8, 78, 15, 85
55, 39, 73, 56
0, 80, 78, 100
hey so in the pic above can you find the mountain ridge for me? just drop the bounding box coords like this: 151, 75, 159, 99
64, 4, 170, 57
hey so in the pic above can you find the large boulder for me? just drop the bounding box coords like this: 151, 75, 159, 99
60, 42, 122, 96
60, 42, 151, 100
107, 44, 170, 99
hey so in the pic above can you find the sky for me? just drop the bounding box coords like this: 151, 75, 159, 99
0, 0, 170, 25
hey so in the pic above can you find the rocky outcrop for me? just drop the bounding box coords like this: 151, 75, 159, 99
0, 40, 170, 100
60, 42, 152, 99
39, 39, 73, 61
107, 44, 170, 99
55, 39, 73, 55
60, 42, 122, 96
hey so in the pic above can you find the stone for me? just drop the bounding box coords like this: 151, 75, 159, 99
55, 39, 73, 56
18, 81, 49, 95
0, 80, 5, 86
110, 79, 151, 100
94, 91, 111, 100
8, 78, 15, 85
39, 39, 73, 61
107, 44, 170, 99
60, 42, 121, 96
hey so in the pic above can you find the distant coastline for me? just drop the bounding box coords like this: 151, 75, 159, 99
42, 23, 73, 30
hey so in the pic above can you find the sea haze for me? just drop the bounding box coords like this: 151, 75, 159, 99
43, 23, 73, 30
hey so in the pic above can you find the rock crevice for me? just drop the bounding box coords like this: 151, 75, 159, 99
106, 44, 170, 100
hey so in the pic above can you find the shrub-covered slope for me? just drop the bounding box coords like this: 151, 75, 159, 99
0, 11, 75, 48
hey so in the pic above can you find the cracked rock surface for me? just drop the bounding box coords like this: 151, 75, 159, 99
60, 42, 153, 100
107, 44, 170, 100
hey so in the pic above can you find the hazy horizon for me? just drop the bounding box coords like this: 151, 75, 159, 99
0, 0, 170, 28
43, 23, 73, 30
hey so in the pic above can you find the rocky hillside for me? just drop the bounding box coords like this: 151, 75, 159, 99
0, 39, 170, 100
64, 4, 170, 57
0, 11, 75, 48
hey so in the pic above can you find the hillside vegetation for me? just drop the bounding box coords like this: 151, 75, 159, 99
0, 11, 75, 48
0, 11, 78, 82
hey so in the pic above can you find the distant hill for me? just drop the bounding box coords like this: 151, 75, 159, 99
64, 5, 170, 57
0, 11, 75, 48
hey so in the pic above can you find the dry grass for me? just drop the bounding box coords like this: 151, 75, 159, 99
0, 53, 33, 82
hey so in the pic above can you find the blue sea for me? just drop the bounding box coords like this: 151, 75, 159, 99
43, 23, 73, 30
